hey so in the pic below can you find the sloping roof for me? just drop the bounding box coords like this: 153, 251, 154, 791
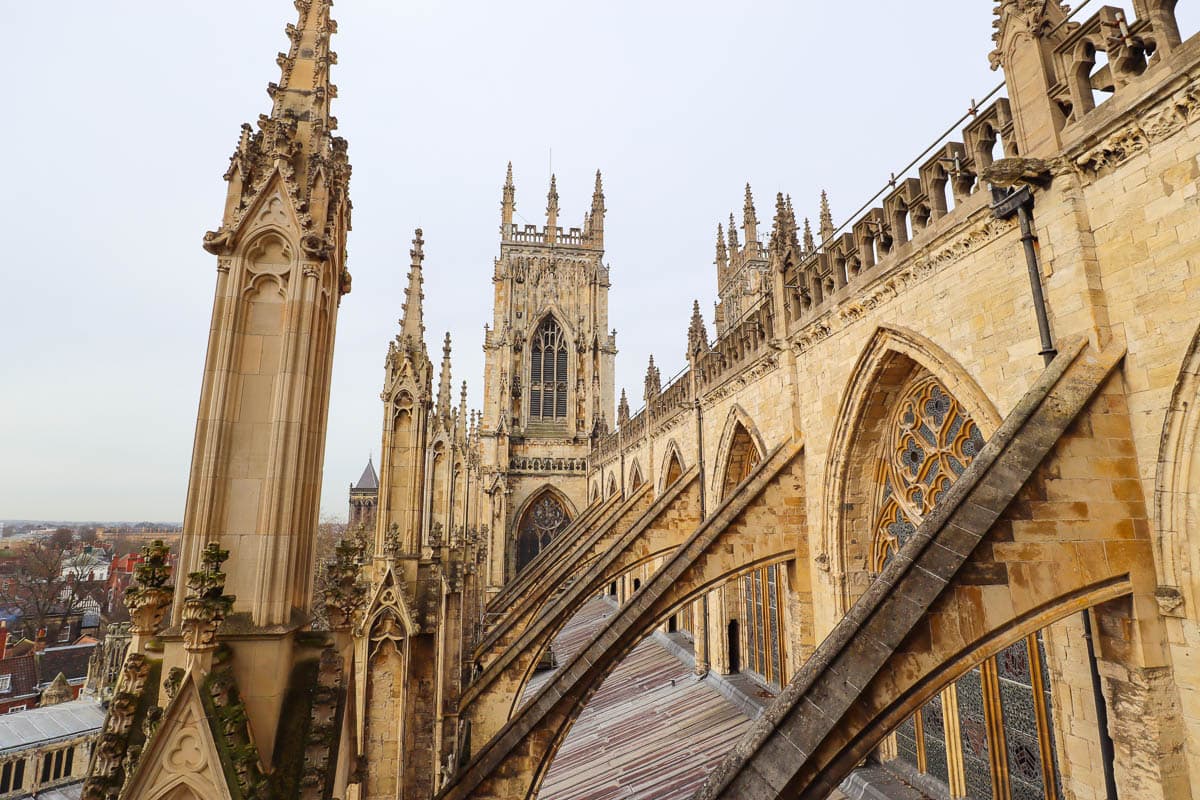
37, 643, 95, 687
0, 698, 104, 753
354, 458, 379, 491
0, 652, 38, 700
529, 597, 757, 800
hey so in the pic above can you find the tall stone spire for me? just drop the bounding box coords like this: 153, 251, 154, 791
501, 161, 515, 231
545, 174, 559, 243
401, 229, 426, 346
743, 183, 759, 243
819, 190, 835, 243
590, 170, 606, 246
437, 332, 454, 422
687, 300, 709, 358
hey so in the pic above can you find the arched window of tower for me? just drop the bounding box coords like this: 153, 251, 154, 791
529, 316, 569, 421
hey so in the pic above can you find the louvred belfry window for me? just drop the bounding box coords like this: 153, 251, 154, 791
530, 317, 569, 420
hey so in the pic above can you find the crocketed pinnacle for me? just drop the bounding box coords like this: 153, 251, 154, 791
743, 183, 759, 243
458, 380, 469, 435
715, 224, 728, 273
591, 170, 605, 214
268, 0, 339, 153
501, 161, 516, 228
644, 354, 662, 402
770, 193, 789, 253
617, 389, 631, 426
400, 229, 426, 343
728, 213, 740, 253
546, 174, 559, 235
803, 217, 815, 253
819, 190, 835, 243
687, 300, 709, 358
437, 332, 454, 421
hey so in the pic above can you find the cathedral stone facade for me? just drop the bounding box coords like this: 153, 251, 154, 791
84, 2, 1200, 800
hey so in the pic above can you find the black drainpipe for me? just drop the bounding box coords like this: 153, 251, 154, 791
992, 182, 1117, 800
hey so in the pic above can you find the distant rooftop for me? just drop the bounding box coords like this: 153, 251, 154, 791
354, 458, 379, 491
0, 698, 104, 754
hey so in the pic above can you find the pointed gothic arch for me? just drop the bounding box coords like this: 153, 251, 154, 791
528, 313, 571, 422
514, 486, 576, 573
712, 405, 767, 502
606, 472, 618, 498
628, 459, 645, 490
659, 440, 686, 492
1154, 321, 1200, 615
824, 326, 1001, 614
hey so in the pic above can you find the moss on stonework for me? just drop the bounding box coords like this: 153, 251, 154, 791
200, 662, 266, 800
126, 659, 163, 756
270, 657, 321, 800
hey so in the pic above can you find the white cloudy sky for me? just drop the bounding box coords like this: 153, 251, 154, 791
3, 2, 1195, 522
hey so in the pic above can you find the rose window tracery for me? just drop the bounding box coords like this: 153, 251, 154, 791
871, 376, 986, 571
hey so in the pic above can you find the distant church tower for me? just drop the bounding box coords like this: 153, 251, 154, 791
348, 457, 379, 532
480, 165, 615, 589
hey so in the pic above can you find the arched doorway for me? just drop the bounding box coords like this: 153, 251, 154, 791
516, 490, 573, 572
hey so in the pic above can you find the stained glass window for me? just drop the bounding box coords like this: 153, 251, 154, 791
958, 668, 994, 800
741, 565, 786, 688
516, 492, 571, 571
870, 375, 986, 571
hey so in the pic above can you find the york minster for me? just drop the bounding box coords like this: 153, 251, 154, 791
5, 1, 1199, 799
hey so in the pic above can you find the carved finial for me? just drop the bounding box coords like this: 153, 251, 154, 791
501, 161, 516, 231
400, 229, 427, 344
617, 389, 631, 427
803, 217, 815, 253
687, 300, 709, 359
743, 183, 759, 243
181, 543, 234, 673
819, 190, 835, 243
124, 540, 174, 652
545, 173, 559, 243
322, 535, 368, 632
728, 213, 740, 254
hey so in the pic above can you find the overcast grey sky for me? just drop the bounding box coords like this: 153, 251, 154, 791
3, 2, 1195, 522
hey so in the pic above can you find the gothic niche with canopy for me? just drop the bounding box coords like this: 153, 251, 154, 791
516, 490, 572, 572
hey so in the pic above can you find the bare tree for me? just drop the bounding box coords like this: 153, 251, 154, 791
0, 537, 81, 640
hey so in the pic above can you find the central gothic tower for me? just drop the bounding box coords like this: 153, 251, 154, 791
480, 165, 616, 589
